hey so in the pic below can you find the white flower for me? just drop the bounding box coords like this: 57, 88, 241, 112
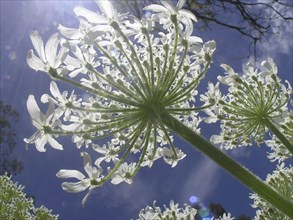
201, 82, 221, 105
200, 82, 222, 123
144, 0, 197, 36
92, 143, 120, 167
58, 19, 98, 45
56, 152, 103, 207
111, 162, 136, 184
66, 1, 123, 45
144, 0, 196, 22
138, 206, 158, 220
73, 1, 120, 33
180, 204, 197, 219
72, 134, 93, 149
217, 63, 239, 85
62, 111, 100, 133
24, 95, 63, 152
124, 16, 154, 39
41, 81, 81, 120
213, 213, 235, 220
202, 40, 216, 60
141, 147, 162, 168
64, 44, 99, 78
27, 31, 68, 74
160, 147, 186, 167
163, 200, 180, 216
261, 57, 278, 75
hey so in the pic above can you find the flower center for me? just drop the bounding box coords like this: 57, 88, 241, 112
140, 96, 165, 124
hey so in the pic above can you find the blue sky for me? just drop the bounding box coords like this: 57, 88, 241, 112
0, 1, 292, 219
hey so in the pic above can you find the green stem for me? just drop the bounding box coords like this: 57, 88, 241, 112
262, 118, 293, 155
161, 112, 293, 218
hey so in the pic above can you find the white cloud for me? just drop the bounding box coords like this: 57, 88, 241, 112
230, 147, 251, 159
256, 1, 293, 59
92, 174, 156, 217
178, 157, 220, 203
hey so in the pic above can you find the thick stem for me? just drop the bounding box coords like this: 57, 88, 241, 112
263, 118, 293, 155
161, 112, 293, 218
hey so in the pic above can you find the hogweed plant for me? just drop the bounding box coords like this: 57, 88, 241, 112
250, 163, 293, 220
0, 174, 58, 220
24, 0, 292, 218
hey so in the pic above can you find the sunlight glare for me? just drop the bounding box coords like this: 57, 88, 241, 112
189, 195, 200, 204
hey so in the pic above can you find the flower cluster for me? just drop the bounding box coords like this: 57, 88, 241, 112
137, 200, 197, 220
25, 0, 215, 204
0, 174, 58, 220
266, 112, 293, 162
137, 200, 235, 220
202, 58, 292, 149
250, 163, 293, 220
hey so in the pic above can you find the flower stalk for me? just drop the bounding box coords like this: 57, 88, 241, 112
161, 111, 293, 218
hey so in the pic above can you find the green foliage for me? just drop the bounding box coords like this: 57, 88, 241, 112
0, 100, 23, 175
0, 174, 58, 220
209, 202, 226, 218
237, 214, 252, 220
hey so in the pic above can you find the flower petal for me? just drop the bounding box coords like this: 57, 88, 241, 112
27, 50, 47, 72
44, 100, 56, 122
47, 135, 63, 150
160, 0, 175, 12
40, 94, 52, 103
188, 36, 203, 44
69, 67, 85, 78
176, 0, 186, 10
111, 175, 124, 185
56, 169, 86, 180
179, 9, 197, 22
55, 45, 68, 68
49, 81, 63, 102
81, 152, 93, 178
30, 30, 46, 62
220, 64, 235, 76
144, 4, 169, 13
81, 189, 93, 207
64, 55, 81, 69
94, 157, 104, 167
35, 135, 47, 152
45, 33, 60, 68
74, 6, 108, 24
71, 44, 84, 62
24, 130, 42, 145
57, 24, 83, 40
95, 0, 117, 19
61, 181, 89, 193
182, 17, 193, 36
27, 95, 43, 125
261, 57, 278, 74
